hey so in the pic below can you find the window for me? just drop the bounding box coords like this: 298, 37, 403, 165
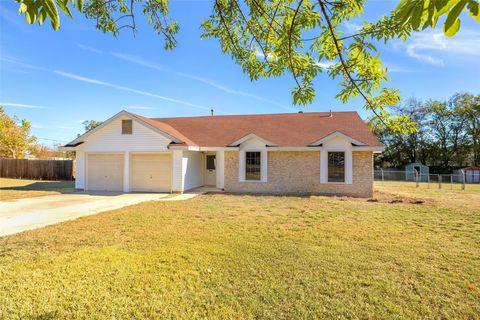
245, 151, 261, 181
328, 152, 345, 182
122, 120, 132, 134
206, 155, 216, 170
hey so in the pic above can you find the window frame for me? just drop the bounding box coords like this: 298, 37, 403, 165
327, 151, 346, 183
206, 155, 216, 170
245, 151, 262, 181
239, 149, 267, 183
122, 120, 133, 135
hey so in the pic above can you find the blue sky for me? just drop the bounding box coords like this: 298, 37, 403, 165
1, 0, 479, 147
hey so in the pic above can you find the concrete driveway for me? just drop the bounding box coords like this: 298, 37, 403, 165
0, 192, 169, 237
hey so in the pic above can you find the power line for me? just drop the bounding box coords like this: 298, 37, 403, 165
36, 137, 68, 143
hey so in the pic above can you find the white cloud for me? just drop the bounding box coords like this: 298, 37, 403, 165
404, 29, 480, 66
125, 105, 154, 110
0, 57, 48, 71
0, 102, 53, 109
176, 72, 294, 111
110, 51, 293, 111
342, 21, 362, 34
111, 52, 169, 72
32, 124, 77, 129
54, 70, 211, 111
315, 61, 336, 68
76, 43, 103, 54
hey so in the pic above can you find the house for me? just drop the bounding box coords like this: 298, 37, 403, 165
61, 111, 384, 197
402, 162, 429, 182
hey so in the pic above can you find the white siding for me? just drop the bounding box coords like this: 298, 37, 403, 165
82, 116, 172, 152
183, 151, 203, 191
170, 150, 203, 192
75, 151, 85, 189
320, 136, 353, 184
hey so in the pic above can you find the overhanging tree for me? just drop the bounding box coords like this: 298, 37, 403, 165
14, 0, 480, 133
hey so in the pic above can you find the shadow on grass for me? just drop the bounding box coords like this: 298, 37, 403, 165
0, 181, 75, 193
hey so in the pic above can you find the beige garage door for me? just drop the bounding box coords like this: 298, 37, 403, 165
87, 154, 124, 191
131, 153, 171, 192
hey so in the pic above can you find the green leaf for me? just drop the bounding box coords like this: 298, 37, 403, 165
467, 0, 480, 22
38, 8, 47, 25
57, 0, 73, 19
25, 10, 36, 24
444, 0, 466, 33
75, 0, 83, 12
19, 2, 28, 14
44, 0, 60, 30
444, 18, 461, 36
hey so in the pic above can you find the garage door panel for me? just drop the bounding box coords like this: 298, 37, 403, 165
87, 154, 124, 191
131, 154, 171, 192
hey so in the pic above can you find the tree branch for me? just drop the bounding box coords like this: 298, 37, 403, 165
288, 0, 304, 89
318, 0, 385, 124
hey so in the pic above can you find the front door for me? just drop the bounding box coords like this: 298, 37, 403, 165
205, 154, 216, 186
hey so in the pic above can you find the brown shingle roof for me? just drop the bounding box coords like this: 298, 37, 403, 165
134, 111, 382, 147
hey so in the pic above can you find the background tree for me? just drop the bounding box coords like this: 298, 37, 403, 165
369, 98, 430, 167
453, 93, 480, 166
426, 100, 466, 169
0, 106, 37, 159
371, 92, 480, 172
82, 120, 102, 133
14, 0, 480, 134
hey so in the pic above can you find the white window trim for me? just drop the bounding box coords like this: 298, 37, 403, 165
239, 149, 268, 183
320, 149, 353, 185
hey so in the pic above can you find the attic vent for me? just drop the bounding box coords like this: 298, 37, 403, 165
122, 120, 132, 134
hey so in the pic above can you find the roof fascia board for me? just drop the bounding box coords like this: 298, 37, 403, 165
128, 113, 183, 143
309, 131, 368, 147
227, 133, 277, 147
200, 147, 239, 151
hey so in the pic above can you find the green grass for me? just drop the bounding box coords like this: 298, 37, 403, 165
0, 178, 75, 201
0, 186, 479, 319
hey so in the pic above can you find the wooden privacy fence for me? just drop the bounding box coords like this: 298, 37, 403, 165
0, 158, 75, 181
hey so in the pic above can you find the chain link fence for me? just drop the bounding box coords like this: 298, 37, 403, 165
374, 169, 480, 191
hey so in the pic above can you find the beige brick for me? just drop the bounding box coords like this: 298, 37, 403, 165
224, 151, 373, 197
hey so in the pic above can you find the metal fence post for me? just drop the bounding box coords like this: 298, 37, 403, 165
415, 169, 419, 188
461, 169, 465, 190
438, 174, 441, 189
381, 168, 384, 185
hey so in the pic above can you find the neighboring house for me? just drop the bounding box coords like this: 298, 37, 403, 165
61, 111, 384, 197
402, 162, 429, 182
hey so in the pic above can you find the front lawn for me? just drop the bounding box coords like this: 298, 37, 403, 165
0, 178, 75, 201
0, 187, 478, 318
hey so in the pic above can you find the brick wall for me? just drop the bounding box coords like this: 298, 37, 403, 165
224, 151, 373, 197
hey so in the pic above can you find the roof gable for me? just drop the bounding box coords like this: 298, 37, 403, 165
65, 111, 185, 146
227, 133, 277, 147
308, 131, 368, 147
